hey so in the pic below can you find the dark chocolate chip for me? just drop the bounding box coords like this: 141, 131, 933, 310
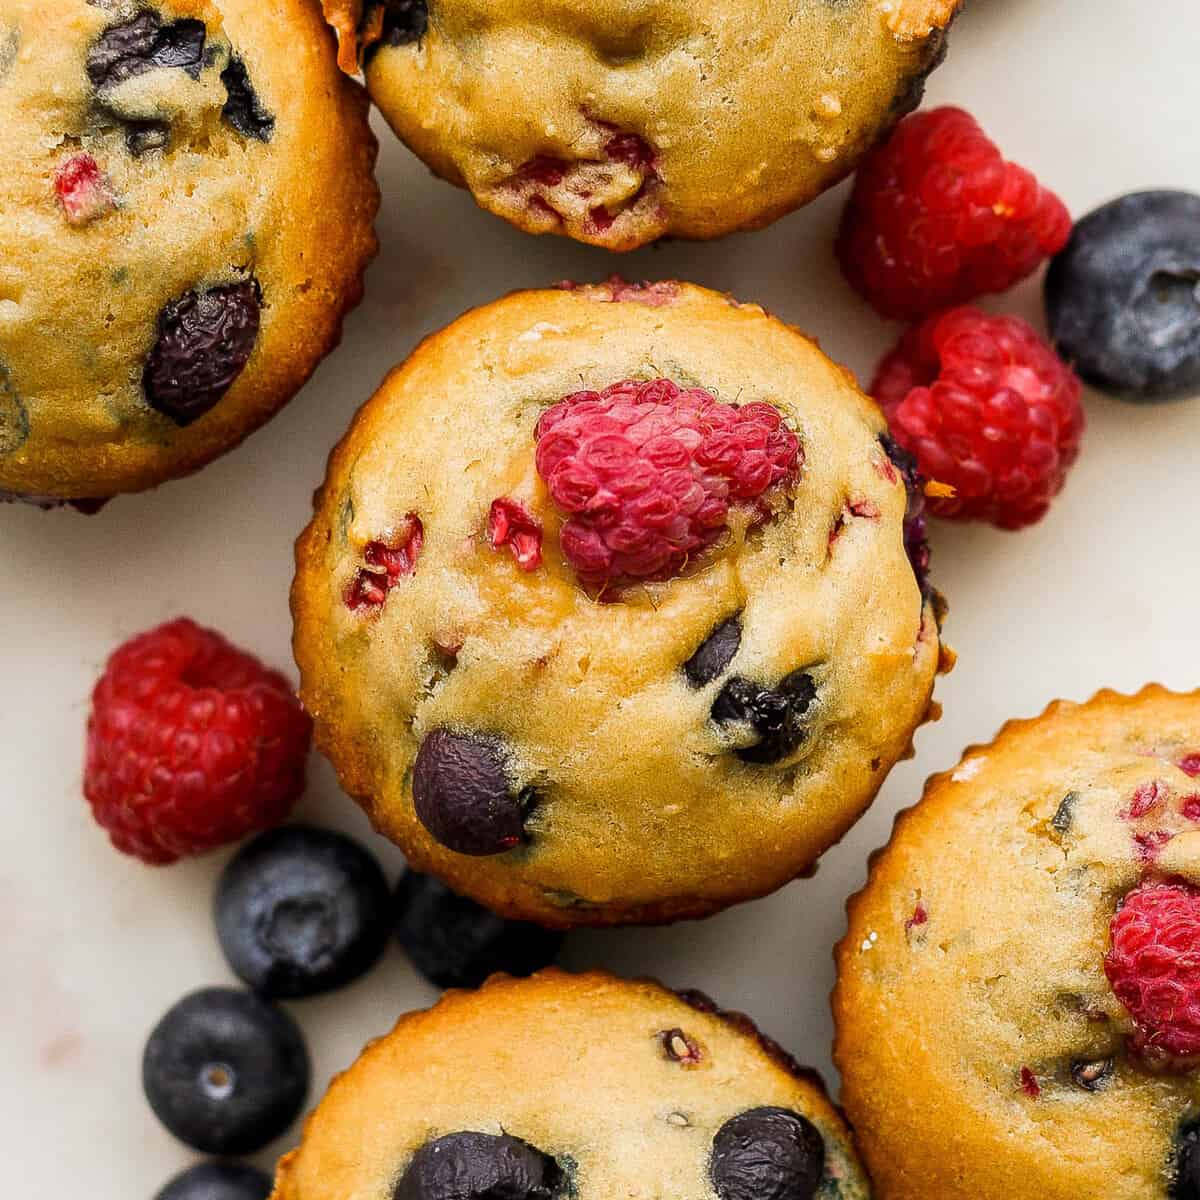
710, 1107, 825, 1200
683, 616, 742, 688
711, 671, 817, 765
143, 281, 261, 426
221, 57, 274, 141
0, 365, 30, 455
1069, 1058, 1113, 1092
412, 730, 529, 856
1174, 1120, 1200, 1200
393, 1132, 564, 1200
86, 12, 207, 90
1051, 792, 1079, 835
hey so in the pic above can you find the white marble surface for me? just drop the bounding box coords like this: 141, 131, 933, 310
5, 1, 1200, 1195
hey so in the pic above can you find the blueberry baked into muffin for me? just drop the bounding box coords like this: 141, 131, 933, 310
0, 0, 378, 507
271, 970, 871, 1200
835, 686, 1200, 1200
292, 280, 947, 927
321, 0, 960, 250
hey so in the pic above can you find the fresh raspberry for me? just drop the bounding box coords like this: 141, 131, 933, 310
837, 107, 1072, 320
346, 515, 424, 613
1105, 882, 1200, 1065
83, 619, 311, 865
872, 306, 1084, 529
54, 153, 117, 226
534, 379, 800, 589
487, 498, 543, 571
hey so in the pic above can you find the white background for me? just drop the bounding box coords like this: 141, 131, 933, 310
5, 1, 1200, 1194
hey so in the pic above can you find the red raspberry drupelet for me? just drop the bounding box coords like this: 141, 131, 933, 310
1105, 882, 1200, 1066
534, 379, 800, 589
837, 107, 1072, 321
872, 306, 1084, 530
83, 618, 312, 864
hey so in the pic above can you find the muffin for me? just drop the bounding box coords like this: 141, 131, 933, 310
321, 0, 960, 251
291, 280, 947, 927
0, 0, 378, 507
835, 685, 1200, 1200
272, 970, 871, 1200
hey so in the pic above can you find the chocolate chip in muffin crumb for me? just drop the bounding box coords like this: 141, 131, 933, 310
86, 12, 208, 90
143, 281, 261, 426
709, 1107, 825, 1200
683, 616, 742, 687
393, 1131, 565, 1200
412, 729, 531, 856
221, 56, 275, 141
124, 119, 170, 156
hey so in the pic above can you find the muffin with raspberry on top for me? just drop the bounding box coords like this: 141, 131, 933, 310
321, 0, 960, 250
0, 0, 377, 507
291, 280, 948, 927
272, 970, 871, 1200
836, 685, 1200, 1200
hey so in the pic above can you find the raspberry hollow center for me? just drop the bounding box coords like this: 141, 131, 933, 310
534, 379, 800, 589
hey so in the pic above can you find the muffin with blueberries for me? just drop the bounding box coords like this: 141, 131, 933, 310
291, 279, 948, 927
835, 685, 1200, 1200
0, 0, 378, 507
321, 0, 960, 250
271, 970, 871, 1200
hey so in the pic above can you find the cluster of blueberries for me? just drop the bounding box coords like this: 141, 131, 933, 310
148, 826, 562, 1200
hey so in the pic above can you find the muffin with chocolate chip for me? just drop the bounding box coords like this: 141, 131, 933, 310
835, 685, 1200, 1200
271, 970, 870, 1200
0, 0, 378, 507
321, 0, 959, 251
291, 280, 947, 927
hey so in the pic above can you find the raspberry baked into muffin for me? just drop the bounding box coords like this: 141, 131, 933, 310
835, 686, 1200, 1200
292, 280, 946, 926
272, 970, 870, 1200
321, 0, 960, 250
0, 0, 378, 507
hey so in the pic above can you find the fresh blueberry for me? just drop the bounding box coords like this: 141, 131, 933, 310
215, 825, 392, 1000
393, 1132, 564, 1200
412, 730, 530, 855
143, 281, 261, 425
711, 672, 818, 764
683, 616, 742, 687
1175, 1120, 1200, 1200
87, 13, 208, 90
154, 1163, 273, 1200
142, 988, 309, 1155
1046, 191, 1200, 402
709, 1107, 825, 1200
394, 869, 562, 990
